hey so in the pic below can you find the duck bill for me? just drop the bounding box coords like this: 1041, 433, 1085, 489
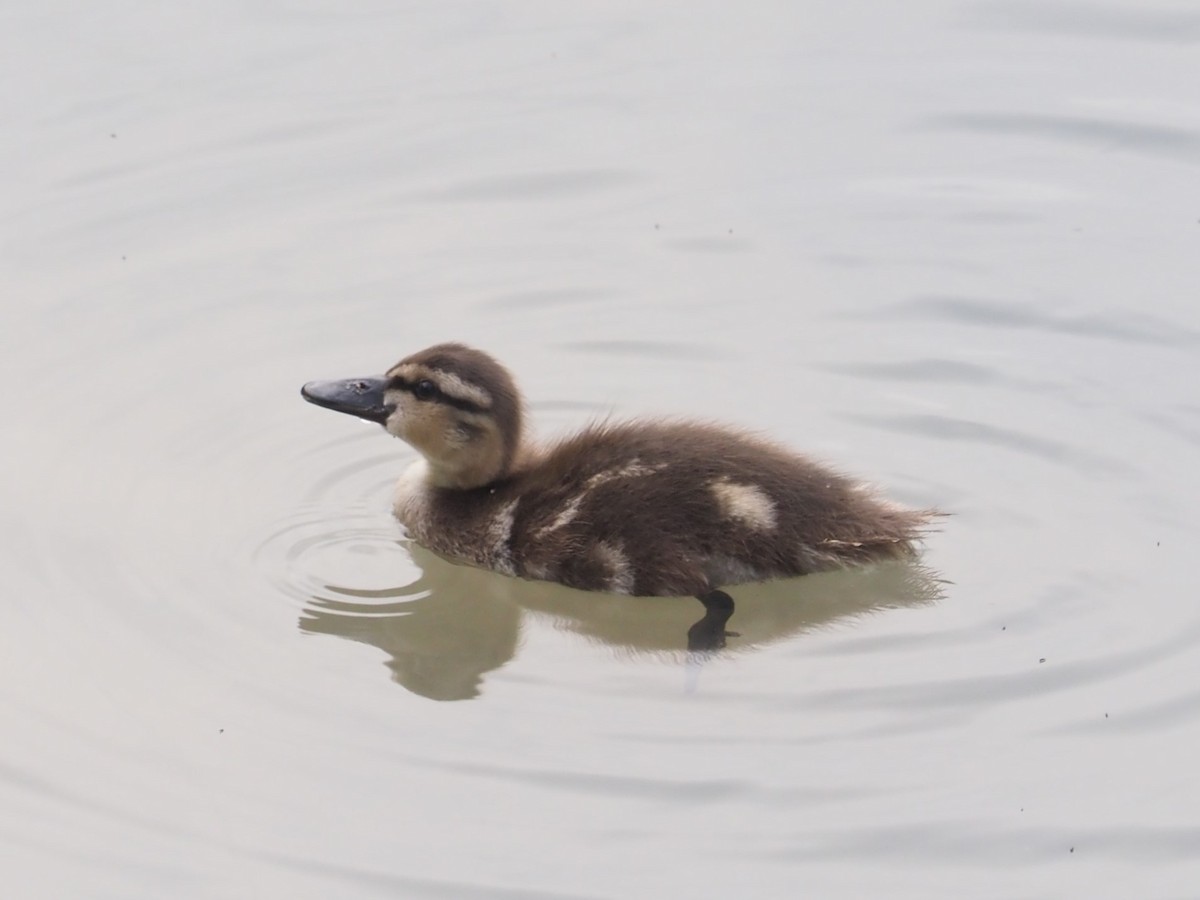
301, 377, 390, 424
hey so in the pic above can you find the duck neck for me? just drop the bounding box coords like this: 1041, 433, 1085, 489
426, 427, 527, 491
425, 459, 505, 491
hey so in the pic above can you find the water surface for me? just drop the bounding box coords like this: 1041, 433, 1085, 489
3, 2, 1199, 897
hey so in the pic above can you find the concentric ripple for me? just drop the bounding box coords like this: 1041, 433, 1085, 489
255, 509, 422, 611
253, 428, 424, 612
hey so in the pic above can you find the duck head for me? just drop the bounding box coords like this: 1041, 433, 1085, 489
302, 343, 525, 490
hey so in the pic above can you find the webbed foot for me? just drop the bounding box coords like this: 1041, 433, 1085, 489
688, 589, 737, 652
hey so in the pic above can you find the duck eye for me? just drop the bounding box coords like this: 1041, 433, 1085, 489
413, 379, 437, 401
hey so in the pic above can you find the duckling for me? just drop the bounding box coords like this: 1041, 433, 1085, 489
301, 343, 937, 639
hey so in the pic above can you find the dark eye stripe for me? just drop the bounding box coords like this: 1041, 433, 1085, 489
388, 376, 486, 413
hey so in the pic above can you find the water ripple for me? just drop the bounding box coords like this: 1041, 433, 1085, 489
479, 287, 616, 312
786, 619, 1200, 713
966, 1, 1200, 44
821, 358, 1007, 386
663, 235, 753, 254
250, 850, 608, 900
924, 113, 1200, 165
838, 412, 1133, 475
556, 339, 727, 360
767, 821, 1200, 863
869, 294, 1200, 348
391, 755, 878, 807
410, 168, 640, 202
1049, 685, 1200, 735
254, 508, 414, 608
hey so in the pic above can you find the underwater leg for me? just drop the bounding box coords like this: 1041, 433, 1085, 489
688, 589, 739, 652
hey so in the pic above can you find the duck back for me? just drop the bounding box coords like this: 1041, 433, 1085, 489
400, 420, 934, 597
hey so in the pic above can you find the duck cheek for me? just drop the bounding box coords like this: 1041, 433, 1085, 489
397, 406, 449, 460
382, 407, 409, 440
447, 420, 486, 449
380, 392, 409, 438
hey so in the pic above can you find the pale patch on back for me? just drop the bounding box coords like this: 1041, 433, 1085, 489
585, 458, 667, 490
530, 459, 666, 539
710, 478, 778, 531
593, 540, 635, 594
532, 493, 584, 538
485, 499, 519, 575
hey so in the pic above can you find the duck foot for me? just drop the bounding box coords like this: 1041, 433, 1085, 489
688, 589, 738, 652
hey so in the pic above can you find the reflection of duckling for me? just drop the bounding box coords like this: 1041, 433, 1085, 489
301, 546, 943, 701
301, 343, 938, 628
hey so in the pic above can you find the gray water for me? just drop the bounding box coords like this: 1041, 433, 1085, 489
4, 2, 1200, 897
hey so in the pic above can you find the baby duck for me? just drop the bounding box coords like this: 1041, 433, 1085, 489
302, 343, 936, 638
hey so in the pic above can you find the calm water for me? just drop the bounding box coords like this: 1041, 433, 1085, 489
4, 2, 1200, 897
